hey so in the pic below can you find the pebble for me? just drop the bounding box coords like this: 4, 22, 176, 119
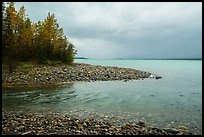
177, 125, 188, 131
162, 128, 180, 134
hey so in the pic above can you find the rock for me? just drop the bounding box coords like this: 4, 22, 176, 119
155, 76, 162, 79
137, 120, 145, 127
95, 124, 100, 128
177, 125, 188, 131
63, 69, 68, 72
162, 128, 180, 134
124, 79, 128, 82
149, 75, 155, 78
83, 122, 87, 127
21, 131, 33, 135
46, 77, 51, 80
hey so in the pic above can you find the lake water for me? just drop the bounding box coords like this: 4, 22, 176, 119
2, 59, 202, 134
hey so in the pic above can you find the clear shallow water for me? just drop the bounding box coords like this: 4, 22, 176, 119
2, 59, 202, 134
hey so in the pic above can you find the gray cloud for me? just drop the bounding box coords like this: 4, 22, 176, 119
15, 2, 202, 59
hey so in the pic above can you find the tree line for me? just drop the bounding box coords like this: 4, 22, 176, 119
2, 2, 77, 73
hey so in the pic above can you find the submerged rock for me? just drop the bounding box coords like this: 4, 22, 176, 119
155, 76, 162, 79
162, 128, 180, 134
149, 74, 162, 79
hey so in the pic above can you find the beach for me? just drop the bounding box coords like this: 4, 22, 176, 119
2, 63, 161, 89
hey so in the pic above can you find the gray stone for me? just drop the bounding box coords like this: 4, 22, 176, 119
162, 128, 180, 134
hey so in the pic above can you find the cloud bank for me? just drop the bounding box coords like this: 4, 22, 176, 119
15, 2, 202, 59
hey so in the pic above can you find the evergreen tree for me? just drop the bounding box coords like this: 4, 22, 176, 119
17, 6, 33, 61
67, 43, 76, 64
3, 2, 18, 73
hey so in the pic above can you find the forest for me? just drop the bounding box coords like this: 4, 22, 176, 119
2, 2, 77, 73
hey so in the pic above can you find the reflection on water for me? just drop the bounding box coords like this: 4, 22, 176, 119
2, 83, 76, 110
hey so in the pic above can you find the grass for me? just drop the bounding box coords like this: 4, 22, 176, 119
16, 61, 36, 69
13, 60, 63, 69
2, 60, 69, 73
47, 60, 63, 65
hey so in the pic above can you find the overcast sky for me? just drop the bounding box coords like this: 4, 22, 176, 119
15, 2, 202, 59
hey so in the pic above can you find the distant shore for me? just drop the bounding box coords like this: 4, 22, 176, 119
2, 63, 161, 89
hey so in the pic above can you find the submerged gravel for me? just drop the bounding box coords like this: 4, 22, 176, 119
2, 110, 191, 135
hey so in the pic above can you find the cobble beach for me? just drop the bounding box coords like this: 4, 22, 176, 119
2, 63, 161, 88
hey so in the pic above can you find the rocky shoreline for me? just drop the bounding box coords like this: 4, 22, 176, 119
2, 110, 191, 135
2, 63, 161, 88
2, 63, 171, 135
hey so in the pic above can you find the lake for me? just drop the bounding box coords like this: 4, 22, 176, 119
2, 59, 202, 134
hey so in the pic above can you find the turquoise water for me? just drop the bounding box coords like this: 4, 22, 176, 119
2, 59, 202, 134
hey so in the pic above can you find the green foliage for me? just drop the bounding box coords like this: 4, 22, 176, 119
36, 45, 48, 64
2, 2, 77, 72
16, 61, 35, 69
67, 43, 76, 64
